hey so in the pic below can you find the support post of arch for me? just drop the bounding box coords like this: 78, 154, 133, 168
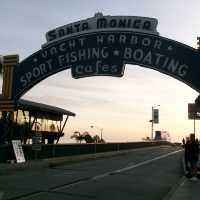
2, 55, 19, 99
0, 55, 19, 143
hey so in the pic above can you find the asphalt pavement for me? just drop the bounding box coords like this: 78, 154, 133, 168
0, 145, 183, 200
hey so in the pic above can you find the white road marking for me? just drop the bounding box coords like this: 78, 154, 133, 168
92, 149, 183, 180
126, 162, 136, 167
52, 148, 183, 191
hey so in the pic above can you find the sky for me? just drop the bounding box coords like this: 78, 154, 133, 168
1, 0, 200, 143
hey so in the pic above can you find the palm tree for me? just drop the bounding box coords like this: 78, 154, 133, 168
83, 131, 94, 143
71, 131, 95, 143
93, 135, 101, 143
71, 131, 84, 143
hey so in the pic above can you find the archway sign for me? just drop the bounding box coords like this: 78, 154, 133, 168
11, 13, 200, 99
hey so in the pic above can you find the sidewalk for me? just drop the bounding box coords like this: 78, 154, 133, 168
169, 177, 200, 200
168, 156, 200, 200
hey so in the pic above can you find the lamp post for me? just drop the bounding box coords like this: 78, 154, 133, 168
90, 125, 103, 140
150, 105, 160, 141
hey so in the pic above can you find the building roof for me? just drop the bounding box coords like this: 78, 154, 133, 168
0, 94, 76, 117
17, 99, 76, 117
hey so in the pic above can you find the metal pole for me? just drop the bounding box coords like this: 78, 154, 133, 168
152, 121, 154, 141
91, 125, 103, 141
194, 116, 196, 137
151, 106, 154, 141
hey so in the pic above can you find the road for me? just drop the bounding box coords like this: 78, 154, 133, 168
0, 145, 183, 200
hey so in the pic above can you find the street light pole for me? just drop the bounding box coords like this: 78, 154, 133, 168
151, 106, 154, 141
100, 128, 103, 140
194, 115, 196, 136
90, 125, 103, 141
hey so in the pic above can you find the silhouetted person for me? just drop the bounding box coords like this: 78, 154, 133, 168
0, 118, 6, 144
185, 134, 199, 180
184, 137, 190, 171
182, 138, 185, 147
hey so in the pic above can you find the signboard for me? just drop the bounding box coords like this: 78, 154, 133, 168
12, 140, 26, 163
45, 13, 158, 44
11, 30, 200, 99
153, 109, 159, 123
188, 103, 200, 119
32, 132, 42, 151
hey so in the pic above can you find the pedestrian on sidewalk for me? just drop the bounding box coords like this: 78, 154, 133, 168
182, 138, 185, 148
184, 137, 190, 172
185, 134, 199, 181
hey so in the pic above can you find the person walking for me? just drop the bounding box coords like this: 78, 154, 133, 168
186, 134, 199, 181
184, 137, 190, 173
182, 138, 185, 147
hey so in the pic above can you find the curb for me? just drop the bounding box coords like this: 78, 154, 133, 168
46, 148, 134, 167
0, 148, 138, 175
0, 145, 178, 175
43, 145, 181, 167
162, 155, 186, 200
162, 176, 186, 200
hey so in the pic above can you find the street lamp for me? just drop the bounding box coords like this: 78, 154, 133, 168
149, 105, 160, 141
90, 125, 103, 140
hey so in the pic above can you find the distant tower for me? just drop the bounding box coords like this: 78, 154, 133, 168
155, 131, 161, 140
